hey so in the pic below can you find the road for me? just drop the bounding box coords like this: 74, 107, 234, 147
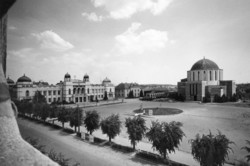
17, 118, 163, 166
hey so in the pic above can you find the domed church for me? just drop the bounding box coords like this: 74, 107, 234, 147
177, 58, 236, 101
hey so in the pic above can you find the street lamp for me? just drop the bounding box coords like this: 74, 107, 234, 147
77, 104, 80, 133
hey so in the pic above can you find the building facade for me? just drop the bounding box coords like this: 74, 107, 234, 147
177, 58, 236, 101
115, 83, 141, 98
8, 73, 115, 104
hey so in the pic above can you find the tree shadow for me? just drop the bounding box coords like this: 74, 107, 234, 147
129, 156, 161, 166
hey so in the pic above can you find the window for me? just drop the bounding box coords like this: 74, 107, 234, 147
58, 97, 60, 101
58, 90, 60, 95
210, 71, 212, 80
215, 71, 217, 80
204, 71, 206, 80
69, 89, 71, 95
26, 90, 29, 97
53, 98, 56, 102
43, 91, 47, 96
53, 90, 56, 95
48, 91, 51, 95
87, 88, 89, 94
198, 71, 200, 81
81, 88, 84, 94
78, 88, 80, 94
49, 98, 51, 102
193, 72, 195, 81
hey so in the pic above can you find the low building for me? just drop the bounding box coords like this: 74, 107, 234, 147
115, 83, 141, 98
143, 88, 169, 99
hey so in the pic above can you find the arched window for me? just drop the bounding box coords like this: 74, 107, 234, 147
198, 71, 200, 81
193, 72, 195, 81
26, 90, 29, 97
204, 71, 206, 80
77, 88, 80, 94
69, 89, 71, 95
87, 88, 89, 94
73, 88, 76, 94
81, 88, 84, 94
210, 71, 212, 80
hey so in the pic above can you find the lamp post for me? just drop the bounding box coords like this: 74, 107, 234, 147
77, 104, 80, 133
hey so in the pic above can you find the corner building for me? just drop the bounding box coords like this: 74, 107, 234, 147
178, 58, 236, 101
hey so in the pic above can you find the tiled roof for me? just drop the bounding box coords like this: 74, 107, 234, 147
191, 58, 219, 70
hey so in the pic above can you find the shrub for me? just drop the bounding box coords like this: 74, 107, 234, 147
62, 128, 75, 134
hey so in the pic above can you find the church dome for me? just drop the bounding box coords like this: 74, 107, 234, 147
7, 77, 14, 84
84, 74, 89, 79
191, 58, 219, 71
103, 77, 111, 83
17, 74, 32, 82
64, 73, 71, 78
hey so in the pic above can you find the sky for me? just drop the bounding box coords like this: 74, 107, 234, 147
6, 0, 250, 85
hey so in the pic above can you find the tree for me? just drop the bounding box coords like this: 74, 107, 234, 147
39, 103, 50, 122
139, 90, 144, 97
100, 114, 121, 143
125, 116, 147, 150
84, 110, 100, 135
50, 105, 58, 119
128, 90, 134, 98
32, 103, 41, 119
57, 107, 70, 128
69, 107, 83, 132
242, 140, 250, 162
103, 91, 108, 100
20, 101, 33, 117
190, 131, 234, 166
32, 91, 46, 103
146, 121, 185, 159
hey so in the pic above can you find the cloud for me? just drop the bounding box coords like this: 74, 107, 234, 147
8, 26, 17, 30
114, 22, 168, 54
91, 0, 173, 19
8, 48, 35, 58
82, 12, 104, 22
32, 30, 74, 52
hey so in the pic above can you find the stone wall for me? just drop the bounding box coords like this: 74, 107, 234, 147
0, 1, 58, 165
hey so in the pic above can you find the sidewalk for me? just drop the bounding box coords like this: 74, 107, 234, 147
61, 99, 124, 108
54, 120, 199, 166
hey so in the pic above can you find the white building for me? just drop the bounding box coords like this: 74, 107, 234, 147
8, 73, 115, 104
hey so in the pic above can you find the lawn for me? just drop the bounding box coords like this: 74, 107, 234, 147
134, 107, 183, 115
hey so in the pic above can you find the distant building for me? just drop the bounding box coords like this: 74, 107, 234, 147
143, 88, 169, 99
115, 83, 141, 98
177, 58, 236, 101
8, 73, 115, 104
